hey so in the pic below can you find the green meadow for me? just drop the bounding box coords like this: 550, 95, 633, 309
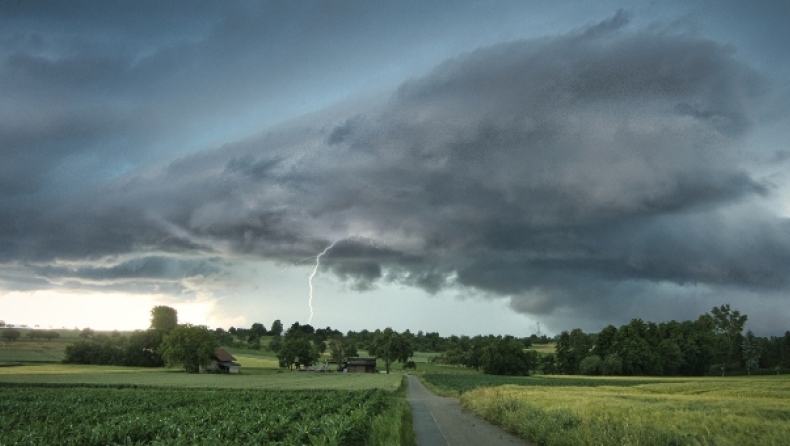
0, 363, 402, 390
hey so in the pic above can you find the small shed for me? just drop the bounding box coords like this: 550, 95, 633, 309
345, 357, 377, 373
203, 348, 241, 374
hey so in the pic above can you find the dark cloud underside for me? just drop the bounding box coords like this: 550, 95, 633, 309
2, 10, 788, 332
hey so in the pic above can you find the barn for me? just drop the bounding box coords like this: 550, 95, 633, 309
345, 357, 377, 373
202, 348, 241, 374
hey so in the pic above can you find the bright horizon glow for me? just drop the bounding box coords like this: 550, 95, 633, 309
0, 290, 221, 331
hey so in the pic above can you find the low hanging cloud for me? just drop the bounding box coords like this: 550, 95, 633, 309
5, 12, 789, 331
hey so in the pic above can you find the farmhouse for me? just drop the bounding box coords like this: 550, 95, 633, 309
202, 348, 241, 374
344, 357, 377, 373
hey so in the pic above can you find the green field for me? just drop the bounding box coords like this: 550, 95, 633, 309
0, 363, 403, 390
0, 331, 79, 363
451, 375, 790, 446
0, 345, 413, 446
529, 343, 555, 355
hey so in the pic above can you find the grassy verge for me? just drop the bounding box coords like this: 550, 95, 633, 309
460, 376, 790, 446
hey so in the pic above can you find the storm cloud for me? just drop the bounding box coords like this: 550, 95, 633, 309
2, 5, 789, 333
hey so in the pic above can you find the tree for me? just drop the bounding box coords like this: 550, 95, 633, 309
270, 319, 284, 337
556, 328, 591, 374
540, 353, 557, 374
481, 336, 538, 375
579, 355, 602, 375
160, 324, 218, 373
250, 322, 267, 337
2, 328, 21, 342
247, 334, 262, 350
657, 339, 683, 376
593, 325, 618, 358
269, 335, 282, 354
742, 330, 760, 376
150, 306, 178, 332
612, 321, 659, 375
710, 304, 747, 373
369, 328, 414, 374
601, 353, 623, 375
328, 335, 357, 371
124, 330, 165, 367
276, 335, 319, 369
80, 327, 94, 339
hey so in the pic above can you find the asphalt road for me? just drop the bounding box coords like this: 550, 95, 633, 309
406, 375, 530, 446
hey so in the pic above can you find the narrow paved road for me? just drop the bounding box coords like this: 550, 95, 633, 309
407, 375, 529, 446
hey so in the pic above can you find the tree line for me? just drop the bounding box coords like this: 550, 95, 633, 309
1, 328, 61, 342
551, 304, 790, 376
59, 303, 789, 377
62, 306, 181, 367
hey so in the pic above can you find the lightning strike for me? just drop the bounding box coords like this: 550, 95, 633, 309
307, 240, 338, 324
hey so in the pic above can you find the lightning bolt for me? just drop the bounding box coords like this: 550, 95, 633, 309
308, 240, 338, 324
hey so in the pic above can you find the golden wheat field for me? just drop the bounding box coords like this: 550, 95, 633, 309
461, 376, 790, 446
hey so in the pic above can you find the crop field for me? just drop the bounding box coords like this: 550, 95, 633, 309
0, 384, 395, 445
458, 376, 790, 446
421, 372, 663, 396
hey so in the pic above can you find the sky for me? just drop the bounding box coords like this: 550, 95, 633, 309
1, 1, 789, 337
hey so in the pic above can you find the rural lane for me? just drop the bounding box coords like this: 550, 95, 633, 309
406, 375, 530, 446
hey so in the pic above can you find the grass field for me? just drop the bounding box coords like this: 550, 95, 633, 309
0, 335, 75, 363
529, 343, 555, 355
0, 363, 404, 390
458, 375, 790, 446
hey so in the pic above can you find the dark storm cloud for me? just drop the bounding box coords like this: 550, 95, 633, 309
3, 8, 789, 331
37, 256, 224, 283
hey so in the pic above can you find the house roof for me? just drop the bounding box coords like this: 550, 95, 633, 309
214, 348, 236, 362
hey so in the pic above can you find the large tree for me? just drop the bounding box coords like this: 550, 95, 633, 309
269, 319, 284, 336
250, 322, 267, 337
710, 304, 747, 373
481, 336, 538, 375
556, 328, 591, 374
369, 328, 413, 374
150, 306, 178, 332
160, 324, 218, 373
276, 333, 319, 370
328, 335, 358, 371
